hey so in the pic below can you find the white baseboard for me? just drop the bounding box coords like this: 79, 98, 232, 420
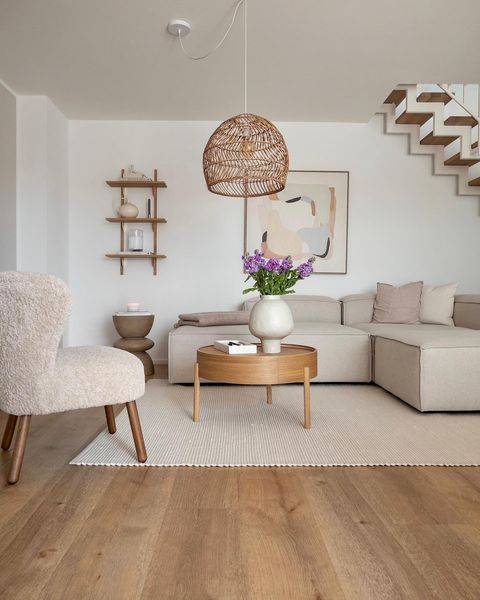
153, 358, 168, 365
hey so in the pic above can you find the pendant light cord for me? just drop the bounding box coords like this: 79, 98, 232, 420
244, 0, 247, 114
177, 0, 245, 61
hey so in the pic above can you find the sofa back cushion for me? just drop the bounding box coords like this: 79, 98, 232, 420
341, 293, 376, 325
342, 290, 480, 329
373, 281, 423, 324
453, 295, 480, 329
243, 295, 341, 323
420, 283, 457, 326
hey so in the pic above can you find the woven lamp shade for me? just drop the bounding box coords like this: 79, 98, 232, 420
203, 113, 289, 197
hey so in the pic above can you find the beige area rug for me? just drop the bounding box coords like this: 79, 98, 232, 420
71, 380, 480, 467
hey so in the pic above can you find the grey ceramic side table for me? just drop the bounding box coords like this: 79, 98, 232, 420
113, 314, 155, 377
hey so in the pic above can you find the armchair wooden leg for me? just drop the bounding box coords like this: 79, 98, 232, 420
104, 405, 116, 434
8, 415, 31, 485
126, 401, 147, 463
2, 415, 18, 450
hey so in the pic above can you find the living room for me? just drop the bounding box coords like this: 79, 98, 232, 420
1, 1, 480, 598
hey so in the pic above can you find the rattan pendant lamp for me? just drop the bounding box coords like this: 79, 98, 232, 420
168, 0, 289, 197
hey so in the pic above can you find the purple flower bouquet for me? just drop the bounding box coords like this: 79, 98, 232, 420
242, 250, 315, 295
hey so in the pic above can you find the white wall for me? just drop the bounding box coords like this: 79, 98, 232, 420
46, 99, 69, 282
0, 81, 17, 270
16, 96, 68, 280
17, 96, 48, 272
68, 115, 480, 361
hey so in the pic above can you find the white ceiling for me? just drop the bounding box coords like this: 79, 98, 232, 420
1, 0, 480, 122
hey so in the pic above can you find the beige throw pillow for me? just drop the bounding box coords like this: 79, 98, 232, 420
420, 283, 458, 326
373, 281, 423, 324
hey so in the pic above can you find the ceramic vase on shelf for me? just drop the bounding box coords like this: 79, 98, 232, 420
248, 295, 294, 354
118, 201, 139, 218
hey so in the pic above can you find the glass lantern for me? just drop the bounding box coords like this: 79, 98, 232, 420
128, 228, 143, 252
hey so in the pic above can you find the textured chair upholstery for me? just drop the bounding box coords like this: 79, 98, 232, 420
52, 346, 145, 414
0, 271, 147, 483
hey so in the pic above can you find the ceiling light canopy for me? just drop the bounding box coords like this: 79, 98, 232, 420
169, 0, 289, 198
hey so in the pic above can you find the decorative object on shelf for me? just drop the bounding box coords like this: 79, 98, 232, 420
120, 164, 151, 181
118, 198, 139, 218
128, 229, 144, 252
113, 313, 155, 377
126, 302, 140, 312
147, 198, 151, 218
105, 169, 167, 275
245, 170, 350, 274
242, 250, 315, 353
167, 0, 288, 198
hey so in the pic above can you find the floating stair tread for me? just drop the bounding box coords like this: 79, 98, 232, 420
468, 177, 480, 186
106, 180, 167, 188
384, 90, 406, 105
444, 115, 477, 127
444, 153, 480, 167
396, 112, 433, 125
420, 132, 458, 146
417, 92, 452, 104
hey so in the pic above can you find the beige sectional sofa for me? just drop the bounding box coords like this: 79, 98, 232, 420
168, 293, 480, 412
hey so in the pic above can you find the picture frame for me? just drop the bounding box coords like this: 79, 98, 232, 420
244, 170, 349, 274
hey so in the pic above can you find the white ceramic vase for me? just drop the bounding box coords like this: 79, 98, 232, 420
118, 202, 139, 218
248, 295, 294, 354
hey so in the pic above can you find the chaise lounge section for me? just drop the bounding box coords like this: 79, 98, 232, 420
342, 293, 480, 411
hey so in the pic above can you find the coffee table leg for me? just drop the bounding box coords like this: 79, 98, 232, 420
193, 362, 200, 422
266, 385, 273, 404
303, 366, 311, 429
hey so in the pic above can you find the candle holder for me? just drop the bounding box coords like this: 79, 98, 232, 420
128, 229, 143, 252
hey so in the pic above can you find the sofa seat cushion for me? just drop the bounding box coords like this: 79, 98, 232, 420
355, 323, 480, 412
355, 323, 478, 348
168, 323, 371, 383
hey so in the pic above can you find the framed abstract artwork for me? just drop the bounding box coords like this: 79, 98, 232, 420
244, 170, 349, 274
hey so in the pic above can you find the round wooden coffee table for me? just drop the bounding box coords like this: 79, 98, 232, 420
193, 344, 317, 429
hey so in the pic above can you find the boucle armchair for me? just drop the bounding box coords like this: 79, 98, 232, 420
0, 271, 147, 484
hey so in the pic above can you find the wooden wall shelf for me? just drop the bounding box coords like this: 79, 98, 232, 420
105, 254, 167, 259
106, 180, 167, 188
106, 217, 167, 224
105, 169, 167, 275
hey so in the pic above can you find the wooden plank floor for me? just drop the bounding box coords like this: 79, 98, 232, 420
1, 366, 480, 599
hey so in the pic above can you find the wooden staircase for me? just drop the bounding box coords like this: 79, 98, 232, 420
379, 85, 480, 196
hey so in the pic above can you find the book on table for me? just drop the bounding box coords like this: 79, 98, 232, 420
213, 340, 257, 354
